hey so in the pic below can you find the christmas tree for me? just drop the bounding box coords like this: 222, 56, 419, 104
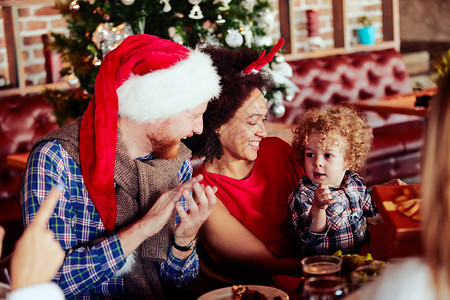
46, 0, 294, 124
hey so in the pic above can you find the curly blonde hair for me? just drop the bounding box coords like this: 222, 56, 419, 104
292, 104, 373, 172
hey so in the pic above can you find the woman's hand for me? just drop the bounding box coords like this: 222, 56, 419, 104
119, 174, 217, 258
173, 174, 217, 257
10, 184, 65, 290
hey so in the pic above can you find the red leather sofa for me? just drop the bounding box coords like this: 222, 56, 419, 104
270, 49, 424, 186
0, 94, 58, 257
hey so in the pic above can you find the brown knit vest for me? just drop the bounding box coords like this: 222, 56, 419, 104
36, 119, 192, 299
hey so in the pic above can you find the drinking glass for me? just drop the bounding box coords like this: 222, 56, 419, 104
301, 255, 342, 277
304, 275, 347, 300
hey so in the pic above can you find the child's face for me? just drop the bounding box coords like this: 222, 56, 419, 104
303, 132, 349, 187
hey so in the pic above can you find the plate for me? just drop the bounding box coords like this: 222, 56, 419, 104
198, 285, 289, 300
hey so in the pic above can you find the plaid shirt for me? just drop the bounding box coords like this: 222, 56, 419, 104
289, 171, 376, 255
21, 140, 198, 299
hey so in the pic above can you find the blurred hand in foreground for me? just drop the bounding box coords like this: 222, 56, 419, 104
10, 184, 65, 290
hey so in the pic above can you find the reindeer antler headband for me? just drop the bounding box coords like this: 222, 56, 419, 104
242, 38, 285, 74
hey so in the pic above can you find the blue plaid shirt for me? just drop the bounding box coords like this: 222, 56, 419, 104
289, 171, 377, 255
21, 140, 198, 299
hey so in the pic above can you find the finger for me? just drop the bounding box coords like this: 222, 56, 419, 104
165, 188, 183, 204
328, 199, 338, 205
175, 201, 189, 220
192, 182, 204, 202
183, 189, 199, 213
32, 183, 64, 228
182, 174, 203, 189
317, 189, 331, 200
204, 185, 217, 210
193, 174, 203, 182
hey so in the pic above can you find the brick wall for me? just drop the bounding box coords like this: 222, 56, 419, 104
0, 3, 67, 87
346, 0, 382, 45
290, 0, 382, 52
0, 9, 7, 86
0, 1, 383, 88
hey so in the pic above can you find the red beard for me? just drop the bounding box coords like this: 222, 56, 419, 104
152, 138, 180, 159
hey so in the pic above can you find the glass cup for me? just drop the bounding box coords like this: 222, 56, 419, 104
301, 255, 342, 277
351, 260, 387, 286
304, 275, 347, 300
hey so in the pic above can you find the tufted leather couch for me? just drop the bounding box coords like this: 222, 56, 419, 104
270, 49, 424, 186
0, 94, 58, 257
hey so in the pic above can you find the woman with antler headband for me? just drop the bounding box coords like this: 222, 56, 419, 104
184, 40, 305, 284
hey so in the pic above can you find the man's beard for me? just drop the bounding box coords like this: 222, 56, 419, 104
151, 137, 180, 159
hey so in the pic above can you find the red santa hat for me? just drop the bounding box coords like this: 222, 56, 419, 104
79, 34, 221, 231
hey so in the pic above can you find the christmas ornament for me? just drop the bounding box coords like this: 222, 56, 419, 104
257, 9, 275, 33
202, 19, 215, 31
172, 33, 184, 44
92, 22, 133, 58
160, 0, 171, 12
216, 14, 226, 24
92, 55, 102, 67
269, 92, 285, 118
242, 23, 253, 48
204, 34, 221, 46
242, 0, 257, 12
269, 103, 285, 117
121, 0, 135, 5
218, 0, 231, 11
188, 0, 204, 19
67, 73, 80, 87
285, 92, 294, 101
269, 54, 299, 105
225, 29, 244, 48
69, 0, 80, 12
254, 35, 273, 47
274, 54, 285, 64
168, 27, 176, 38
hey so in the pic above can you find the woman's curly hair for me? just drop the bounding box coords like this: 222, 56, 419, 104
291, 104, 373, 171
183, 45, 273, 162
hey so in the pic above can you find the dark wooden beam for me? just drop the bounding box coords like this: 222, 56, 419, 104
2, 6, 18, 87
382, 0, 394, 41
278, 0, 291, 54
333, 0, 345, 48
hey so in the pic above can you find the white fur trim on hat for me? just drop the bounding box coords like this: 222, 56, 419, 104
116, 49, 220, 123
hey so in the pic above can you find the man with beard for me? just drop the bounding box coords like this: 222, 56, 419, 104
20, 34, 221, 299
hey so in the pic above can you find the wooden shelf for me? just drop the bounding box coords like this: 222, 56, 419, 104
278, 0, 400, 59
0, 0, 53, 5
284, 41, 397, 61
0, 82, 72, 97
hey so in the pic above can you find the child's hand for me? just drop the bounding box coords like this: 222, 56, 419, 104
313, 184, 336, 209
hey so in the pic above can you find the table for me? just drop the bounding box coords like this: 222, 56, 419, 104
6, 152, 29, 169
350, 88, 436, 117
369, 184, 422, 260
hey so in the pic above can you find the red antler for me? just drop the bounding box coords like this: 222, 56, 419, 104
242, 38, 285, 74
